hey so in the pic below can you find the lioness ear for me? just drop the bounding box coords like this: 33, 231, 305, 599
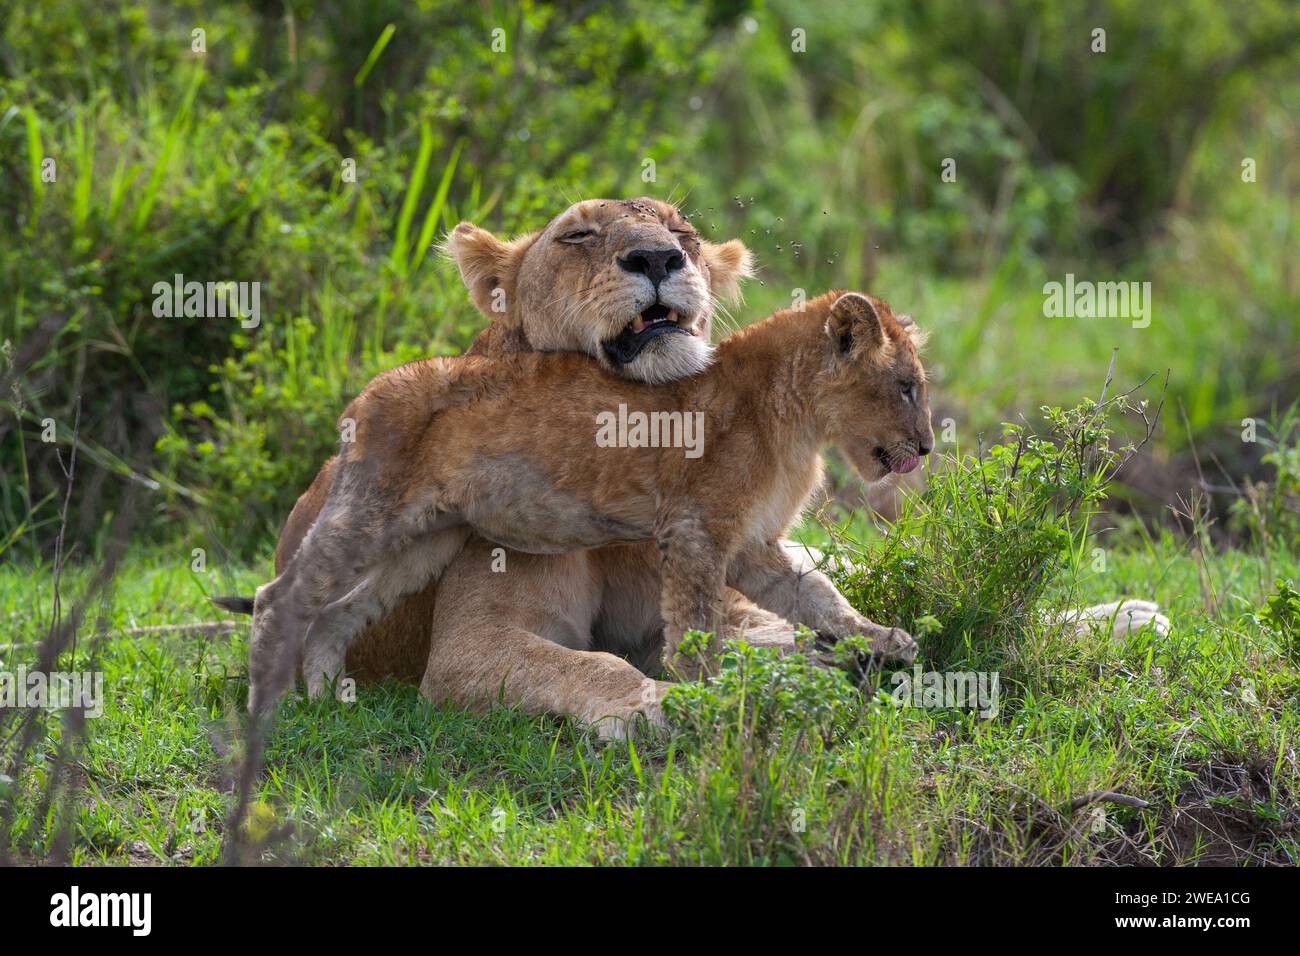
826, 292, 885, 356
443, 222, 536, 318
700, 239, 754, 303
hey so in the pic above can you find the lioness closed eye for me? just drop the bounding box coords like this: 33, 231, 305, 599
247, 290, 934, 714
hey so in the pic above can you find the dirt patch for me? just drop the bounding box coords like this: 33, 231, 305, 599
949, 755, 1297, 866
1150, 758, 1299, 865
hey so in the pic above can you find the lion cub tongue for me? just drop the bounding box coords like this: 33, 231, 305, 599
891, 455, 920, 475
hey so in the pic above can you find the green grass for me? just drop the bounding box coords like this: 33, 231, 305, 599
2, 520, 1295, 866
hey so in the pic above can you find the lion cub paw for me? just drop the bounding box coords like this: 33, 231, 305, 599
826, 613, 918, 664
814, 619, 918, 680
869, 625, 917, 664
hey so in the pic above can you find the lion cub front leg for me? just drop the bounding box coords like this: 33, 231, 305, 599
249, 491, 469, 712
656, 514, 728, 680
727, 540, 916, 664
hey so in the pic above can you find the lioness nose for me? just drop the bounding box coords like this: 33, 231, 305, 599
619, 247, 685, 287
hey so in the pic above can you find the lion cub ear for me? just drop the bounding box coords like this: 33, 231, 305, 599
443, 222, 537, 318
826, 292, 885, 356
701, 239, 755, 303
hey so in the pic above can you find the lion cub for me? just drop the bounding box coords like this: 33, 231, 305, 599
249, 291, 934, 713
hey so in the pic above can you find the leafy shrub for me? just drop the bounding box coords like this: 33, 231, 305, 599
1260, 579, 1300, 666
836, 395, 1152, 671
664, 636, 861, 747
153, 318, 428, 547
0, 73, 482, 552
1230, 404, 1300, 549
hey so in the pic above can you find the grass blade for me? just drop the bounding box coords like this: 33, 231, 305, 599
24, 107, 44, 210
390, 120, 435, 277
354, 23, 396, 89
410, 138, 464, 274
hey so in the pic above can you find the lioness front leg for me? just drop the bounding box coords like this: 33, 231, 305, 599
656, 514, 728, 680
422, 539, 671, 740
727, 540, 916, 663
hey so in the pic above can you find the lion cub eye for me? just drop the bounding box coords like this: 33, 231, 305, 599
900, 381, 917, 403
558, 229, 595, 244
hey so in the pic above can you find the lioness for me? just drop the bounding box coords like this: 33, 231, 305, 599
247, 291, 929, 713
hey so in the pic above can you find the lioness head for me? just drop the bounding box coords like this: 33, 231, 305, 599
446, 198, 753, 383
821, 292, 935, 482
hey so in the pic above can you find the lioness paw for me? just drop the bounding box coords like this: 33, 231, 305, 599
1055, 598, 1171, 640
588, 701, 671, 742
586, 680, 673, 741
1082, 599, 1171, 638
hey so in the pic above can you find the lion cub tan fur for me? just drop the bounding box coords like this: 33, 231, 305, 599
248, 291, 934, 713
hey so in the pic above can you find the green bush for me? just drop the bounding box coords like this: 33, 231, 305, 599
1260, 579, 1300, 667
1230, 405, 1300, 550
664, 636, 861, 746
836, 395, 1144, 672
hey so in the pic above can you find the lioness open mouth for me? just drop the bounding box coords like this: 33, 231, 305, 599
602, 304, 691, 365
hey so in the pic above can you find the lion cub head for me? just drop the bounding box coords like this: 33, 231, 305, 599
820, 292, 935, 482
446, 198, 753, 383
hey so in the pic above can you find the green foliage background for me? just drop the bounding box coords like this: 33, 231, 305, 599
1, 0, 1297, 556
